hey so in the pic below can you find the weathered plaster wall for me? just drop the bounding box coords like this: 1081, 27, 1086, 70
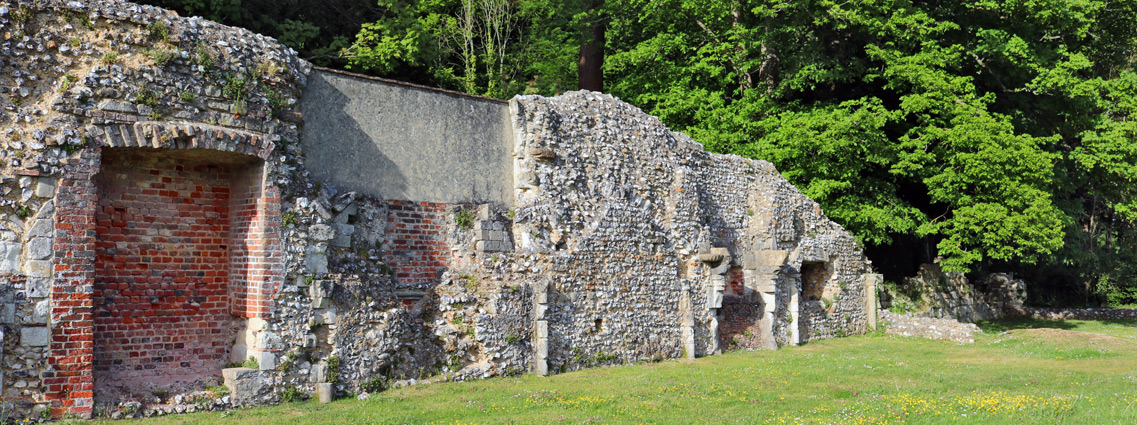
299, 70, 514, 205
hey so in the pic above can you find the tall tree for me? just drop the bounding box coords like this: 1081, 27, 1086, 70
577, 0, 605, 91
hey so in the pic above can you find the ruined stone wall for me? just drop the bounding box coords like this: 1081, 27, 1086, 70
880, 310, 980, 344
0, 0, 307, 417
0, 1, 877, 420
880, 264, 1027, 322
509, 92, 874, 372
740, 157, 873, 344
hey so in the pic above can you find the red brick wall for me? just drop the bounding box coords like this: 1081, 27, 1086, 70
228, 167, 282, 319
726, 266, 745, 296
45, 127, 284, 418
92, 151, 236, 386
719, 294, 763, 349
48, 148, 100, 417
720, 266, 763, 349
383, 201, 450, 289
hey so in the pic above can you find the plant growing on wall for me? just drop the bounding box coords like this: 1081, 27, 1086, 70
242, 355, 259, 369
147, 20, 169, 42
455, 208, 474, 229
281, 387, 302, 402
326, 355, 341, 383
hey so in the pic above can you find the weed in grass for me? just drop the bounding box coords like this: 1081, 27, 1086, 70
362, 376, 388, 393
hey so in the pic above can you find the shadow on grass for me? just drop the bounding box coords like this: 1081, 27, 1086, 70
977, 318, 1076, 333
977, 317, 1137, 333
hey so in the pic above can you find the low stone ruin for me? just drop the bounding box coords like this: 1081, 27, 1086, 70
879, 310, 981, 344
880, 263, 1028, 322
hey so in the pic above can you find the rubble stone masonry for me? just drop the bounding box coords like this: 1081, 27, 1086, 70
0, 0, 876, 420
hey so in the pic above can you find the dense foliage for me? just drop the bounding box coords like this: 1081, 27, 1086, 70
143, 0, 1137, 306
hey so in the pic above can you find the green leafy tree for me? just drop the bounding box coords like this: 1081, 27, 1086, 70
601, 0, 1137, 304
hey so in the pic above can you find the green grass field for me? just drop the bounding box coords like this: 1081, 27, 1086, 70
91, 318, 1137, 424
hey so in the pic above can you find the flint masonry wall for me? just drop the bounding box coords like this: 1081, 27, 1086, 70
510, 93, 874, 372
0, 0, 876, 420
0, 0, 305, 417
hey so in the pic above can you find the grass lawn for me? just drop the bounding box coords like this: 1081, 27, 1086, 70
91, 318, 1137, 424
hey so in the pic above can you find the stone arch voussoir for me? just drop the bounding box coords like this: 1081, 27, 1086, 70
89, 122, 277, 160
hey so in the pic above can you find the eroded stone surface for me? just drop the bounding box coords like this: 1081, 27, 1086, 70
880, 310, 980, 344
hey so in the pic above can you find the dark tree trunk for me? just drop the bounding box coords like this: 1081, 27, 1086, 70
579, 6, 606, 92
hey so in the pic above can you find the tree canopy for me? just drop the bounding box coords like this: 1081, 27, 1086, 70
143, 0, 1137, 306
